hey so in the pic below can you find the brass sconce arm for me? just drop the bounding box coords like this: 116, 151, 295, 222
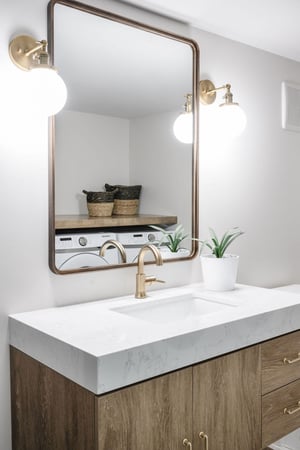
9, 35, 51, 70
200, 80, 236, 105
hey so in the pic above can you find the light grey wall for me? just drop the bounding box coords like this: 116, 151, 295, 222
194, 27, 300, 287
1, 0, 300, 448
55, 110, 130, 214
129, 110, 192, 235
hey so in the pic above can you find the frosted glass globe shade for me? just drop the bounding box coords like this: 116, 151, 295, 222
28, 67, 67, 116
173, 112, 193, 144
217, 104, 247, 137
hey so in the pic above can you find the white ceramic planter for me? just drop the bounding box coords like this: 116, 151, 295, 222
160, 248, 190, 260
201, 254, 239, 291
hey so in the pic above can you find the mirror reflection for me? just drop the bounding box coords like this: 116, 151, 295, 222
49, 0, 199, 273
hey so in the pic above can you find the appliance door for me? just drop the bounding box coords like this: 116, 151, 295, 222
55, 250, 111, 270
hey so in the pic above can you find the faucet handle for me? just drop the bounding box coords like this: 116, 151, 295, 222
145, 276, 165, 285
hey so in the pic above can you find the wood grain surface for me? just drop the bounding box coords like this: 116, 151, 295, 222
261, 330, 300, 394
55, 214, 177, 229
10, 347, 96, 450
96, 367, 193, 450
193, 346, 261, 450
262, 378, 300, 446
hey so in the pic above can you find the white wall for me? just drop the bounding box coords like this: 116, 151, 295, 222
194, 27, 300, 287
1, 0, 300, 448
130, 110, 192, 236
55, 110, 130, 214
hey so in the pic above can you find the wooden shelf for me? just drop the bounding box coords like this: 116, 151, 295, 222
55, 214, 177, 230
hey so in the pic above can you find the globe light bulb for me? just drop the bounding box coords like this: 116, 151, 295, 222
28, 66, 67, 116
217, 103, 247, 138
173, 112, 193, 144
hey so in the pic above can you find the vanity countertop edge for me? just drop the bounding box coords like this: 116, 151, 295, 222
9, 283, 300, 394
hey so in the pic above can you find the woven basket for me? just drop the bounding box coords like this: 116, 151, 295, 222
83, 189, 115, 203
113, 199, 139, 215
87, 202, 114, 217
105, 184, 141, 200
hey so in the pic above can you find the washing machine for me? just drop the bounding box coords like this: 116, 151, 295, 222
55, 232, 119, 270
116, 229, 167, 263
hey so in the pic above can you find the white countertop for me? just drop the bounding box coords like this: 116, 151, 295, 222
9, 283, 300, 394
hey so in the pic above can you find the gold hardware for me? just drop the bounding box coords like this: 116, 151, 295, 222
283, 352, 300, 365
135, 244, 164, 298
183, 438, 192, 449
99, 239, 127, 263
199, 79, 239, 107
199, 80, 217, 105
9, 35, 51, 71
184, 94, 193, 113
199, 432, 209, 450
284, 400, 300, 415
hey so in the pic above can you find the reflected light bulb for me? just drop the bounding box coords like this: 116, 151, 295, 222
217, 103, 247, 137
27, 66, 67, 116
173, 112, 193, 144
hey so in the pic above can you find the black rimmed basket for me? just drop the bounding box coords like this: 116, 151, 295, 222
105, 184, 142, 215
82, 189, 116, 217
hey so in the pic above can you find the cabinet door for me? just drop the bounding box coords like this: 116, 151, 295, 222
96, 367, 193, 450
10, 347, 96, 450
193, 346, 261, 450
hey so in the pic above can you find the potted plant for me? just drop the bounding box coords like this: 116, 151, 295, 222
150, 224, 190, 258
199, 227, 244, 291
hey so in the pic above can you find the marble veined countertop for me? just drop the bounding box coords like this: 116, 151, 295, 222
9, 283, 300, 394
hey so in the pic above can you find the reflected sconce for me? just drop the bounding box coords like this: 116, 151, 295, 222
199, 79, 247, 137
9, 34, 67, 116
173, 94, 193, 144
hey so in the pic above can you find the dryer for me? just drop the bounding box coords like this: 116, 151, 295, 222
116, 229, 165, 264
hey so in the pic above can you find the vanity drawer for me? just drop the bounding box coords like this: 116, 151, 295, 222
261, 330, 300, 394
262, 378, 300, 447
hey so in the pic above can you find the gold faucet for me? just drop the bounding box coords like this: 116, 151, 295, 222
135, 244, 164, 299
99, 239, 127, 263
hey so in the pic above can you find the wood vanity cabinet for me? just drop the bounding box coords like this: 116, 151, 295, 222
96, 346, 260, 450
193, 346, 261, 450
10, 345, 261, 450
261, 330, 300, 447
10, 330, 300, 450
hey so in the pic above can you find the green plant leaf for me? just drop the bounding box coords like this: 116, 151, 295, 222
220, 232, 244, 257
209, 228, 219, 246
150, 224, 190, 252
197, 227, 244, 258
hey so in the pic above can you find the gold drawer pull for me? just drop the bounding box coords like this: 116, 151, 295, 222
284, 401, 300, 415
183, 438, 192, 449
199, 432, 209, 450
283, 352, 300, 364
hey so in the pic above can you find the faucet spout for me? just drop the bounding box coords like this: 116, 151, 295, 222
99, 239, 127, 264
135, 244, 164, 299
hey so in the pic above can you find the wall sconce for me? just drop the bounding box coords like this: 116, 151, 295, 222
173, 94, 193, 144
173, 79, 247, 144
200, 79, 247, 137
9, 34, 67, 116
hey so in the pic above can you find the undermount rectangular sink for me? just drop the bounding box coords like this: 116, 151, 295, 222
111, 293, 235, 323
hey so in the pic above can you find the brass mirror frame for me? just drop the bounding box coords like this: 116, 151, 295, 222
47, 0, 199, 274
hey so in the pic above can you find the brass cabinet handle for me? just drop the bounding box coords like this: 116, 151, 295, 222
199, 432, 209, 450
284, 400, 300, 415
283, 352, 300, 364
183, 438, 192, 449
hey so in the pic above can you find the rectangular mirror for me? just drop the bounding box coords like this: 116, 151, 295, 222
48, 0, 199, 273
